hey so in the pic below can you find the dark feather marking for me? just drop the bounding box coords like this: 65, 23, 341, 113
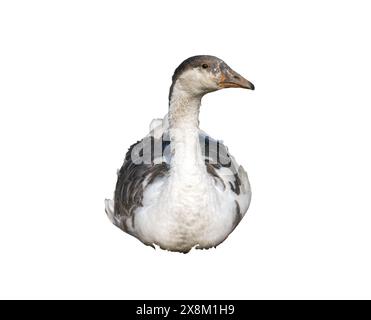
204, 135, 210, 161
131, 214, 135, 229
201, 134, 242, 195
228, 175, 241, 195
233, 200, 242, 230
234, 173, 241, 195
206, 162, 225, 190
146, 162, 169, 186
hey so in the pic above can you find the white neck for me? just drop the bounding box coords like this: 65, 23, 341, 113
168, 82, 206, 183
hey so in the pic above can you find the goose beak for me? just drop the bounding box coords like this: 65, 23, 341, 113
219, 66, 255, 90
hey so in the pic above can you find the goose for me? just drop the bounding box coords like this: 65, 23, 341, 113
105, 55, 254, 253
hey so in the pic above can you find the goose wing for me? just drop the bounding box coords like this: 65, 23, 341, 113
199, 131, 251, 216
108, 135, 170, 234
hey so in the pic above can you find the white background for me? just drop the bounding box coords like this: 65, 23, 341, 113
1, 0, 370, 299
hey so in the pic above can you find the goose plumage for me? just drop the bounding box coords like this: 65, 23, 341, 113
105, 55, 254, 253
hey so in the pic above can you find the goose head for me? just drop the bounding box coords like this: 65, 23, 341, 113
169, 55, 254, 101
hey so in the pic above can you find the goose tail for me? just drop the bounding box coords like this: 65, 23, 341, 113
104, 199, 115, 223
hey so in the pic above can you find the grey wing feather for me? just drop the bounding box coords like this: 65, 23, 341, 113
113, 136, 169, 232
199, 131, 249, 200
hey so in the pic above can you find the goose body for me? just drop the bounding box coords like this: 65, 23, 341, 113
105, 55, 254, 253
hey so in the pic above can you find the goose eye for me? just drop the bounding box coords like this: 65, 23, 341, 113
202, 64, 209, 69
